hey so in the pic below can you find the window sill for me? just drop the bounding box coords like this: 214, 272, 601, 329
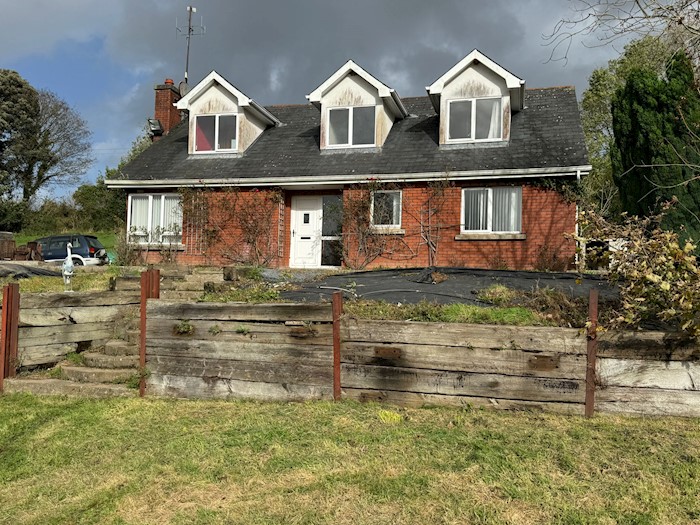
455, 233, 526, 241
370, 227, 405, 235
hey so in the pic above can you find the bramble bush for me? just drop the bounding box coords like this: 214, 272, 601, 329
580, 205, 700, 336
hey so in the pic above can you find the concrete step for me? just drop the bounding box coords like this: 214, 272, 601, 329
104, 339, 139, 356
3, 378, 136, 398
83, 352, 139, 369
61, 365, 136, 384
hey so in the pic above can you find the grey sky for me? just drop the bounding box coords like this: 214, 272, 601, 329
2, 1, 620, 191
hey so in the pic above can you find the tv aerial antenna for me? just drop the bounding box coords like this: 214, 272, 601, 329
176, 5, 206, 92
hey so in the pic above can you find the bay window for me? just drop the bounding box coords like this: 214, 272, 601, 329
128, 194, 183, 244
448, 98, 502, 142
462, 187, 521, 233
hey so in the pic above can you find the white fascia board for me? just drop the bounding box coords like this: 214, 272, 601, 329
427, 49, 524, 95
176, 70, 280, 127
107, 165, 592, 189
306, 60, 407, 119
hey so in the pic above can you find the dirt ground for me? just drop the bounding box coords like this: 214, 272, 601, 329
279, 267, 618, 305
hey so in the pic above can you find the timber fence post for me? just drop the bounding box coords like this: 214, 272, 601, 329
1, 283, 20, 393
585, 288, 599, 418
139, 269, 161, 398
332, 291, 343, 401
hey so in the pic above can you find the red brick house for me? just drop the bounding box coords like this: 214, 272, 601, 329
108, 50, 590, 270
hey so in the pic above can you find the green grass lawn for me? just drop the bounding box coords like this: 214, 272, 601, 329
0, 394, 698, 524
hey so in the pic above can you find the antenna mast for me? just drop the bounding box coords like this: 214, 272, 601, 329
176, 6, 205, 85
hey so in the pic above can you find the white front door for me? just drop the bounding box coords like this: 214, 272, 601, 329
291, 196, 323, 268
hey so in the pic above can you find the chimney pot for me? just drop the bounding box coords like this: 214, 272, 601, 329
164, 78, 174, 85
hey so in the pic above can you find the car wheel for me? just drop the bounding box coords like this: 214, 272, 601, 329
73, 258, 84, 266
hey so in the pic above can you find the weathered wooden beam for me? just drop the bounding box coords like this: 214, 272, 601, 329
148, 374, 333, 401
597, 330, 699, 361
18, 322, 114, 347
343, 388, 585, 415
342, 319, 587, 354
19, 305, 137, 327
342, 342, 586, 380
19, 291, 140, 309
341, 363, 585, 403
147, 339, 332, 366
147, 300, 333, 323
598, 358, 700, 390
148, 355, 332, 386
596, 386, 700, 417
18, 343, 78, 367
146, 318, 333, 345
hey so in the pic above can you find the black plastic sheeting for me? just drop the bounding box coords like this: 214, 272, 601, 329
280, 267, 618, 305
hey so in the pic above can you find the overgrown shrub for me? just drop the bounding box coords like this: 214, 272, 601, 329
580, 207, 700, 336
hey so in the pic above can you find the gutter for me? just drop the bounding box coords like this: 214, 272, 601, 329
106, 165, 592, 189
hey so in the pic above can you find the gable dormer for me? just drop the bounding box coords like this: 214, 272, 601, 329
175, 71, 280, 155
306, 60, 408, 150
426, 50, 525, 146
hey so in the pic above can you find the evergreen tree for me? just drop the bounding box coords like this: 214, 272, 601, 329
612, 52, 700, 241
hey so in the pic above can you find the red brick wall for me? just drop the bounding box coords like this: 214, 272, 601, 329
342, 182, 576, 270
131, 182, 576, 270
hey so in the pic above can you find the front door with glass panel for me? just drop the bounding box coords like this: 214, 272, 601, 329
290, 195, 342, 268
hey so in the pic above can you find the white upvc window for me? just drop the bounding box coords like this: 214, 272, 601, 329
461, 187, 521, 233
447, 97, 502, 142
128, 194, 183, 244
371, 190, 402, 228
194, 113, 237, 152
328, 106, 375, 147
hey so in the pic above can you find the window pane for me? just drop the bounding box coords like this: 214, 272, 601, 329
162, 195, 183, 243
373, 191, 400, 226
463, 189, 488, 231
352, 106, 375, 145
130, 196, 149, 234
321, 239, 342, 266
322, 195, 342, 237
493, 187, 521, 232
150, 196, 162, 242
329, 109, 349, 145
449, 101, 471, 140
195, 115, 215, 151
475, 99, 501, 139
218, 115, 237, 150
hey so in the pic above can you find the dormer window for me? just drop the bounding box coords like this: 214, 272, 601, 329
328, 106, 375, 147
448, 98, 502, 142
194, 114, 237, 152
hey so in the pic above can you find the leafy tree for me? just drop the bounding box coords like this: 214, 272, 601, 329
611, 51, 700, 240
0, 70, 93, 228
580, 36, 673, 216
72, 176, 125, 231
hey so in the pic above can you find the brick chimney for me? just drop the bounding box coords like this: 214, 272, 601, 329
153, 78, 182, 141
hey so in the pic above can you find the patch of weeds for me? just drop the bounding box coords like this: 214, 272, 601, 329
124, 367, 150, 389
173, 319, 195, 336
208, 325, 222, 336
377, 409, 404, 425
201, 283, 281, 303
526, 286, 588, 327
65, 352, 85, 366
235, 325, 250, 335
47, 366, 65, 380
477, 284, 520, 306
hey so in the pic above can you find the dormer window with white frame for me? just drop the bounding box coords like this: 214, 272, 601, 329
448, 97, 502, 142
328, 106, 376, 147
194, 114, 237, 153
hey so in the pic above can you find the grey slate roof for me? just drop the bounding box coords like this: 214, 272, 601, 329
120, 88, 588, 183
